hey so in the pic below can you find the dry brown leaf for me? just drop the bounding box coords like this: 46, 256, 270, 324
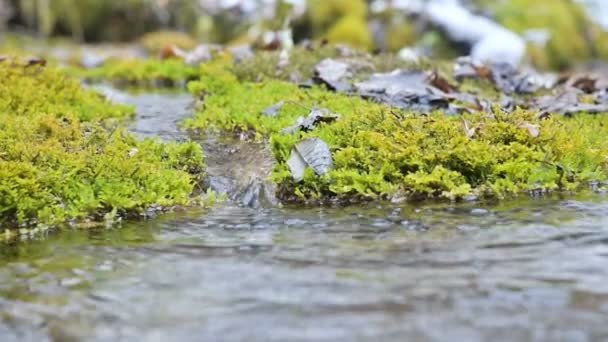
428, 70, 456, 93
24, 57, 47, 67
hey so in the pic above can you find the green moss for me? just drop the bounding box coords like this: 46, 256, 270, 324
187, 64, 608, 202
481, 0, 602, 69
67, 59, 200, 87
230, 45, 430, 83
0, 61, 205, 229
231, 46, 340, 82
0, 60, 132, 121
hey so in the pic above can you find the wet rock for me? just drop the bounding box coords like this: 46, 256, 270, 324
454, 58, 547, 95
281, 108, 340, 134
238, 179, 277, 208
491, 63, 552, 94
355, 69, 427, 96
533, 89, 582, 116
532, 88, 608, 117
356, 70, 453, 112
287, 138, 333, 182
313, 58, 352, 92
208, 176, 238, 198
239, 180, 263, 208
489, 63, 520, 94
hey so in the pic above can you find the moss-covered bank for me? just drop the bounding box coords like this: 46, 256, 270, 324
185, 61, 608, 203
0, 59, 205, 231
67, 59, 200, 87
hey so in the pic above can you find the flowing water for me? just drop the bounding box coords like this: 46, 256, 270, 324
2, 90, 608, 342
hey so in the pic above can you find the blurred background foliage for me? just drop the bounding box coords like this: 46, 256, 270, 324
1, 0, 607, 69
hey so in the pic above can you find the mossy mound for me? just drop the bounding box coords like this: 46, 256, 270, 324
230, 46, 425, 83
1, 60, 131, 121
186, 63, 608, 202
0, 61, 205, 229
231, 46, 341, 82
480, 0, 608, 69
68, 59, 200, 87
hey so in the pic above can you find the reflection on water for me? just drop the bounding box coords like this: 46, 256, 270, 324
2, 194, 608, 341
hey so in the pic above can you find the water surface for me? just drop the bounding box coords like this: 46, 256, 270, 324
2, 197, 608, 341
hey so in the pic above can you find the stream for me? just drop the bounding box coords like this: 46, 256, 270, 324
2, 89, 608, 341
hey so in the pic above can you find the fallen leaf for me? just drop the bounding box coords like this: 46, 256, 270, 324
261, 101, 285, 117
24, 57, 47, 67
287, 138, 333, 182
462, 119, 479, 139
570, 75, 598, 93
428, 70, 456, 93
517, 122, 540, 138
158, 45, 180, 60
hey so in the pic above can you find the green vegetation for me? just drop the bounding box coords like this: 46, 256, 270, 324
68, 59, 200, 87
231, 46, 340, 82
16, 0, 199, 41
0, 60, 205, 230
231, 46, 427, 83
186, 62, 608, 202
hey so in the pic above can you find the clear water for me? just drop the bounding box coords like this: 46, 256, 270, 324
3, 197, 608, 341
2, 90, 608, 341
